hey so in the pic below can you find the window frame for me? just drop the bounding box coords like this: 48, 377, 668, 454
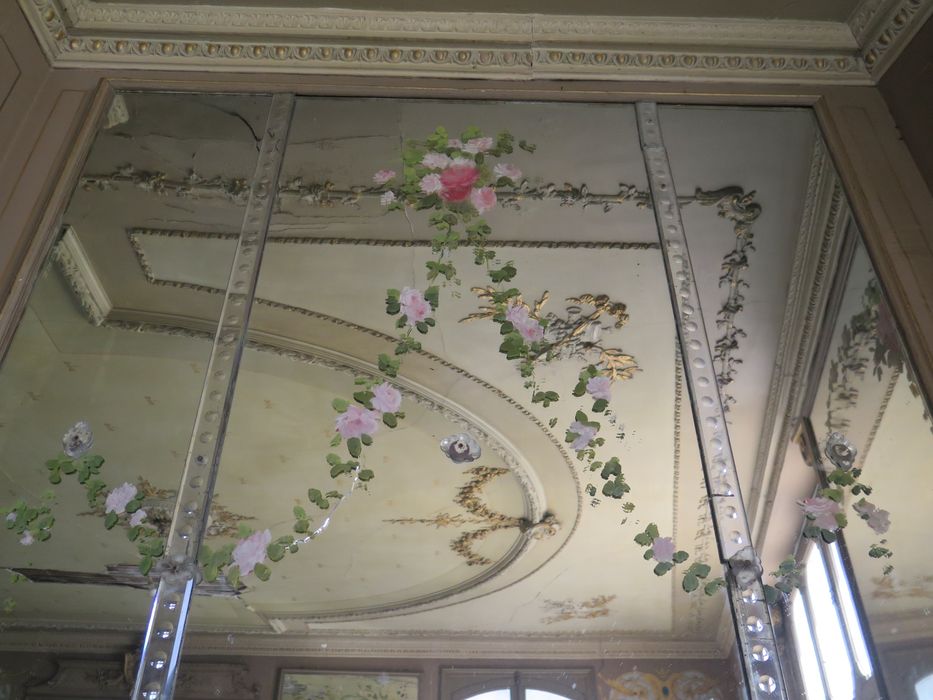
440, 668, 593, 700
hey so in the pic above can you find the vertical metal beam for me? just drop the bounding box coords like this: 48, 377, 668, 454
635, 102, 788, 700
131, 93, 295, 700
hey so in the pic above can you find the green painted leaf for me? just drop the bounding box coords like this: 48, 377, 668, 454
634, 533, 651, 546
654, 562, 673, 576
592, 399, 609, 413
332, 398, 349, 412
254, 563, 271, 582
353, 390, 374, 406
378, 353, 400, 378
646, 523, 660, 539
358, 469, 375, 481
691, 563, 711, 579
672, 550, 689, 564
139, 555, 153, 576
347, 438, 362, 458
104, 512, 118, 530
383, 412, 398, 428
682, 572, 699, 592
267, 543, 286, 562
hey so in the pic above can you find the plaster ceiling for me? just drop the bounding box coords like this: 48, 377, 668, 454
0, 92, 822, 656
100, 0, 862, 22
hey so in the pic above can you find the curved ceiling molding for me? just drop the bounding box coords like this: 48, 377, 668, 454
51, 232, 592, 623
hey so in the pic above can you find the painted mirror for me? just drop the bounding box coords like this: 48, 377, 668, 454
0, 92, 929, 700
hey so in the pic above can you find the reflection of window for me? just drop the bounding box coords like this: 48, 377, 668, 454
916, 674, 933, 699
462, 689, 574, 700
790, 542, 874, 700
442, 669, 591, 700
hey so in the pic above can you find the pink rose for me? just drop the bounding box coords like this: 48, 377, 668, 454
652, 537, 676, 563
400, 287, 430, 325
853, 500, 890, 534
586, 375, 612, 402
568, 421, 597, 451
232, 528, 272, 576
129, 510, 147, 528
447, 138, 463, 149
800, 496, 842, 531
470, 186, 497, 214
373, 169, 395, 185
518, 320, 543, 342
19, 531, 34, 546
439, 164, 480, 202
420, 173, 442, 194
105, 482, 137, 515
867, 509, 891, 534
493, 163, 522, 181
422, 152, 451, 169
505, 303, 543, 343
380, 191, 396, 206
335, 404, 381, 440
371, 382, 402, 414
464, 136, 494, 154
505, 303, 530, 327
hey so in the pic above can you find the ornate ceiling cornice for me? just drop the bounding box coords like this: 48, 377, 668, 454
22, 0, 924, 85
848, 0, 933, 76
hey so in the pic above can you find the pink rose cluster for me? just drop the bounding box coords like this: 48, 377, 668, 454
415, 136, 521, 215
374, 133, 521, 214
505, 302, 544, 343
335, 382, 403, 440
799, 496, 843, 531
853, 500, 891, 535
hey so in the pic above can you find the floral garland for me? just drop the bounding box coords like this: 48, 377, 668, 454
3, 421, 165, 575
3, 127, 724, 599
763, 432, 894, 604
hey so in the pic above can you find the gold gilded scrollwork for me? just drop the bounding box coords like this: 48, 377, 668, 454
461, 290, 639, 381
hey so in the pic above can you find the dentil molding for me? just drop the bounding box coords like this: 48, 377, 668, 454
21, 0, 929, 84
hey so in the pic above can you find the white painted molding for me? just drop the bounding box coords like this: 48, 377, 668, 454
747, 138, 851, 547
19, 0, 876, 84
51, 225, 112, 326
0, 624, 727, 659
850, 0, 933, 77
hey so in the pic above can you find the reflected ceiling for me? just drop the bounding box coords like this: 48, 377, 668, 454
0, 93, 820, 657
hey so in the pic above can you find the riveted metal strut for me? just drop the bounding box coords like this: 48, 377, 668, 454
636, 102, 789, 700
130, 93, 295, 700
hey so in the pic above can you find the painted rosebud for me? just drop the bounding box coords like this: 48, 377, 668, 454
62, 421, 93, 458
439, 433, 481, 463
